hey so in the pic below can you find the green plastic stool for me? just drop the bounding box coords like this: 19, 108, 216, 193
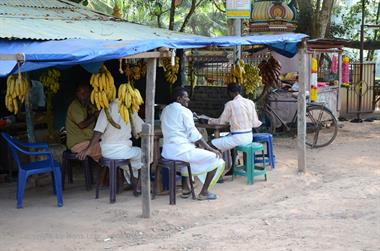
232, 142, 267, 185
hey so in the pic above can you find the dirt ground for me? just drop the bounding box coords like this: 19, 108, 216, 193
0, 120, 379, 251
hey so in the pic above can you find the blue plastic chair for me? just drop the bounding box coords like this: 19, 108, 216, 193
1, 132, 63, 208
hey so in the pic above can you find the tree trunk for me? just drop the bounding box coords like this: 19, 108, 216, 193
317, 0, 335, 38
366, 1, 380, 61
179, 0, 203, 32
168, 0, 176, 30
295, 0, 314, 36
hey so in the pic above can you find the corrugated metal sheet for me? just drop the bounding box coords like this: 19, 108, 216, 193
0, 0, 74, 9
0, 0, 200, 40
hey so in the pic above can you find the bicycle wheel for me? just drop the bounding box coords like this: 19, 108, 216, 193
305, 104, 338, 148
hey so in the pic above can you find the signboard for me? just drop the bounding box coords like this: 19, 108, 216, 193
226, 0, 251, 19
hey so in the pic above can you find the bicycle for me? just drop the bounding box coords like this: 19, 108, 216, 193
256, 89, 338, 148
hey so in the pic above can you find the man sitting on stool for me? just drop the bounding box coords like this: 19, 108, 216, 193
78, 99, 143, 194
206, 83, 262, 170
160, 87, 225, 200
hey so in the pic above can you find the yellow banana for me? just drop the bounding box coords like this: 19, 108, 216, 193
111, 85, 116, 101
94, 91, 101, 110
90, 90, 95, 104
13, 99, 18, 114
102, 91, 109, 108
123, 105, 129, 123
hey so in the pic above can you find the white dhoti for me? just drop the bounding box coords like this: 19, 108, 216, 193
162, 143, 225, 189
211, 132, 253, 152
100, 143, 142, 183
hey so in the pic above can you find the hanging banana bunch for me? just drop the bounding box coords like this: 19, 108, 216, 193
5, 74, 29, 114
40, 68, 60, 94
258, 56, 282, 88
242, 63, 262, 94
117, 82, 144, 124
90, 65, 120, 129
225, 59, 246, 84
162, 57, 180, 85
90, 65, 117, 110
124, 60, 147, 82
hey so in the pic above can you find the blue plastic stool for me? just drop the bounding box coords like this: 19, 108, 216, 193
252, 133, 275, 169
232, 142, 267, 185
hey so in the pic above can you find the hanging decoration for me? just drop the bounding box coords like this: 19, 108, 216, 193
330, 54, 338, 74
341, 56, 350, 88
310, 56, 318, 102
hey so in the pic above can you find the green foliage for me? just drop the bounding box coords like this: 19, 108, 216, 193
330, 0, 378, 41
82, 0, 228, 36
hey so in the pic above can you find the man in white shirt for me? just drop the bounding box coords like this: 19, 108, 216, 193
160, 87, 225, 200
207, 83, 262, 152
78, 99, 143, 193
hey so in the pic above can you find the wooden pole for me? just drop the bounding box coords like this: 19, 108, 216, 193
297, 43, 307, 173
141, 123, 151, 218
25, 74, 35, 144
146, 58, 157, 161
337, 52, 343, 116
141, 57, 157, 218
233, 19, 242, 63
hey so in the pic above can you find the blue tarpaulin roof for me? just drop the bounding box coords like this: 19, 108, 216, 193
0, 33, 307, 77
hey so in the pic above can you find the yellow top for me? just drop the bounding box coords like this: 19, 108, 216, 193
65, 99, 97, 149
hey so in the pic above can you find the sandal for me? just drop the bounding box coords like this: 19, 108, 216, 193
180, 190, 192, 199
197, 192, 217, 201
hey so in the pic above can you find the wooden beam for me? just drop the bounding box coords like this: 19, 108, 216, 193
141, 57, 157, 218
123, 51, 172, 60
297, 43, 307, 173
0, 53, 25, 61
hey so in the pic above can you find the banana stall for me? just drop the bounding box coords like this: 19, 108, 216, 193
0, 0, 310, 217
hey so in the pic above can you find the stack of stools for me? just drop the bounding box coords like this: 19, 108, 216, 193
61, 150, 94, 190
96, 158, 133, 203
155, 158, 196, 205
252, 133, 275, 169
232, 142, 267, 184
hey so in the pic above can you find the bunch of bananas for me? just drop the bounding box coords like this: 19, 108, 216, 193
5, 74, 29, 114
117, 83, 144, 124
90, 65, 116, 110
242, 63, 262, 94
40, 68, 60, 94
162, 57, 180, 85
258, 56, 281, 88
225, 59, 246, 84
125, 60, 147, 81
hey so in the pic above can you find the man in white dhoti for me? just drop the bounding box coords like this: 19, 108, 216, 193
207, 83, 262, 152
78, 99, 143, 193
160, 87, 225, 201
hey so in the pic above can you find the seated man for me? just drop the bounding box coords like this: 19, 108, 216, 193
78, 98, 143, 192
208, 83, 262, 152
160, 87, 225, 200
66, 83, 101, 161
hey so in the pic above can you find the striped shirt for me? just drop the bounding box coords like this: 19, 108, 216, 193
208, 94, 262, 132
